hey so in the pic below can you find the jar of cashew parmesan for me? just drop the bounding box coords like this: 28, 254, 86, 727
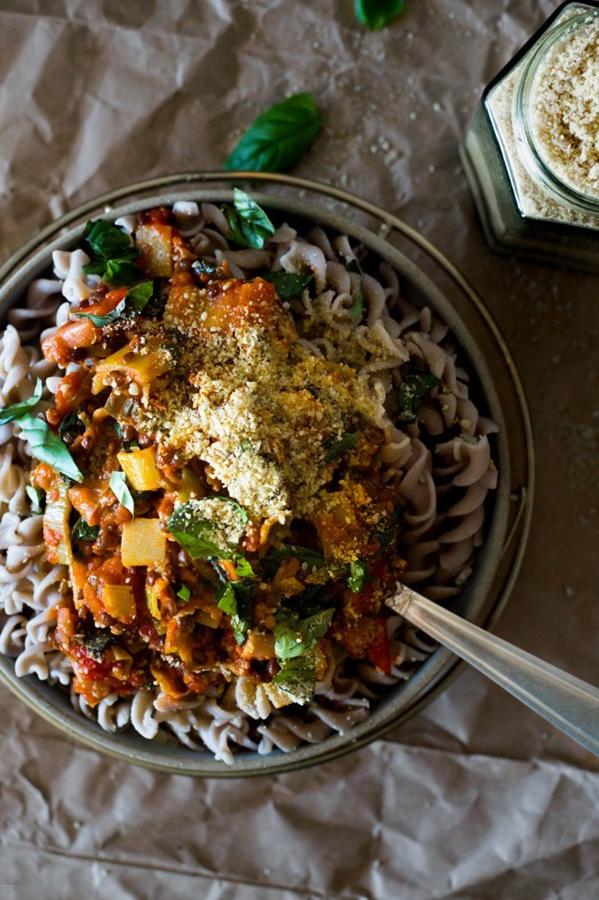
461, 1, 599, 269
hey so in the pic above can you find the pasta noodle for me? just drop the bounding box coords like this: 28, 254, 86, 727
0, 197, 498, 763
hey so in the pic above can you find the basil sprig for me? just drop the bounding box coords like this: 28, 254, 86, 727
263, 271, 313, 299
0, 379, 42, 425
74, 280, 154, 327
82, 220, 143, 286
167, 500, 253, 574
224, 93, 322, 173
324, 431, 358, 463
226, 189, 275, 250
355, 0, 406, 31
18, 416, 84, 483
396, 367, 441, 424
109, 470, 135, 514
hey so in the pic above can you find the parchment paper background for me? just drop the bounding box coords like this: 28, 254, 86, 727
0, 1, 598, 897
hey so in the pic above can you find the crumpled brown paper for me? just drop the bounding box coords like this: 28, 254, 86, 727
0, 1, 598, 897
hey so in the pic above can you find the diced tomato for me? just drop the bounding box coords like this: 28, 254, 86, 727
367, 618, 392, 674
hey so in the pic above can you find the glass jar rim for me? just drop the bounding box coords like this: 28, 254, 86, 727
514, 7, 599, 214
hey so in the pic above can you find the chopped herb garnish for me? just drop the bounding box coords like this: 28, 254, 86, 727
354, 0, 406, 31
167, 500, 251, 567
17, 415, 83, 483
176, 584, 191, 602
348, 559, 369, 593
74, 280, 154, 327
0, 379, 42, 426
263, 271, 314, 299
109, 470, 135, 514
224, 93, 322, 173
82, 219, 143, 286
225, 189, 275, 250
274, 607, 334, 661
71, 517, 99, 543
25, 485, 44, 515
267, 545, 325, 570
273, 653, 316, 703
396, 367, 441, 424
58, 411, 86, 446
216, 578, 256, 645
83, 626, 112, 659
324, 431, 358, 463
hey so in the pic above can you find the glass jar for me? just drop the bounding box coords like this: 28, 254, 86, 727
461, 1, 599, 270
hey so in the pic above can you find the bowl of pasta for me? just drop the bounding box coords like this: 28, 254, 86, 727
0, 173, 533, 776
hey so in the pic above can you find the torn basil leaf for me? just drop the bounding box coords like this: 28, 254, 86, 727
82, 219, 143, 286
71, 517, 99, 542
109, 470, 135, 514
348, 559, 368, 593
0, 379, 42, 425
354, 0, 406, 31
263, 271, 314, 299
59, 411, 86, 445
83, 626, 112, 660
273, 653, 316, 703
224, 93, 322, 173
216, 578, 255, 645
167, 501, 236, 560
176, 584, 191, 602
267, 545, 325, 569
324, 431, 358, 463
25, 485, 44, 515
225, 189, 275, 250
396, 368, 441, 423
274, 607, 334, 661
17, 415, 84, 483
74, 280, 154, 326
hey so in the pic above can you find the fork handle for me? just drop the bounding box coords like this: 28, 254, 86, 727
387, 586, 599, 757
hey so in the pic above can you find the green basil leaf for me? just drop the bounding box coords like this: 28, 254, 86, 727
217, 579, 255, 645
283, 584, 332, 619
72, 517, 100, 542
324, 431, 358, 463
83, 625, 112, 660
226, 189, 275, 250
58, 410, 86, 445
17, 415, 84, 483
273, 653, 316, 703
74, 298, 127, 327
354, 0, 406, 31
224, 93, 322, 173
0, 379, 42, 425
348, 559, 368, 593
268, 545, 325, 569
396, 367, 441, 424
109, 470, 135, 514
274, 607, 334, 660
25, 485, 44, 515
103, 259, 144, 287
375, 507, 401, 549
176, 583, 191, 602
263, 271, 314, 299
125, 280, 154, 312
233, 556, 255, 578
167, 501, 235, 560
83, 220, 135, 260
75, 280, 154, 327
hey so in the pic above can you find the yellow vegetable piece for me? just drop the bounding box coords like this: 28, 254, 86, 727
177, 465, 205, 502
102, 584, 135, 622
111, 645, 132, 662
43, 477, 73, 566
92, 340, 170, 396
121, 518, 166, 567
136, 222, 173, 277
145, 583, 161, 620
117, 447, 162, 491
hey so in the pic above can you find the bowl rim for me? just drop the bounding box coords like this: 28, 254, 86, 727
0, 172, 535, 777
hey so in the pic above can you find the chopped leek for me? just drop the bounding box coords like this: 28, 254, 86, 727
121, 518, 166, 567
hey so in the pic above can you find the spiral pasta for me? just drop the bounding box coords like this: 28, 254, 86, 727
0, 202, 498, 762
